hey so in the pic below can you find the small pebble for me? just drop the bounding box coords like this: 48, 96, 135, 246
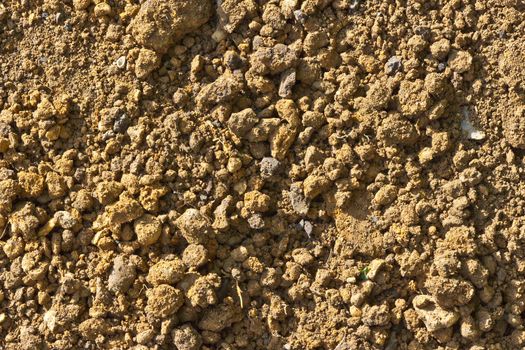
385, 56, 402, 75
461, 107, 485, 140
113, 114, 130, 133
279, 69, 296, 98
115, 56, 126, 69
350, 0, 361, 10
289, 184, 309, 215
108, 255, 136, 293
299, 219, 313, 237
260, 157, 281, 178
461, 117, 485, 140
293, 10, 305, 22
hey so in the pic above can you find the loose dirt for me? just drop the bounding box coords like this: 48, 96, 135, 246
1, 0, 525, 349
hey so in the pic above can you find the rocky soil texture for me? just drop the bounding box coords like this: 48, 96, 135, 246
1, 0, 525, 349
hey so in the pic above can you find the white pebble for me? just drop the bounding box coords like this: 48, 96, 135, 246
299, 219, 313, 237
293, 10, 305, 22
115, 56, 126, 69
461, 107, 485, 140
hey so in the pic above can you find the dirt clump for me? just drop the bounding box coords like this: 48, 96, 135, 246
129, 0, 213, 54
147, 257, 185, 286
172, 324, 202, 350
413, 295, 460, 332
134, 214, 162, 246
146, 284, 185, 318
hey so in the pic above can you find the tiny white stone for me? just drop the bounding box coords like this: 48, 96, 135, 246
293, 9, 304, 22
303, 220, 313, 236
43, 309, 57, 331
350, 0, 360, 10
115, 56, 126, 69
461, 107, 485, 140
299, 219, 313, 237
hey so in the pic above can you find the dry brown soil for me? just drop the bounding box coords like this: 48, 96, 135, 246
1, 0, 525, 349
